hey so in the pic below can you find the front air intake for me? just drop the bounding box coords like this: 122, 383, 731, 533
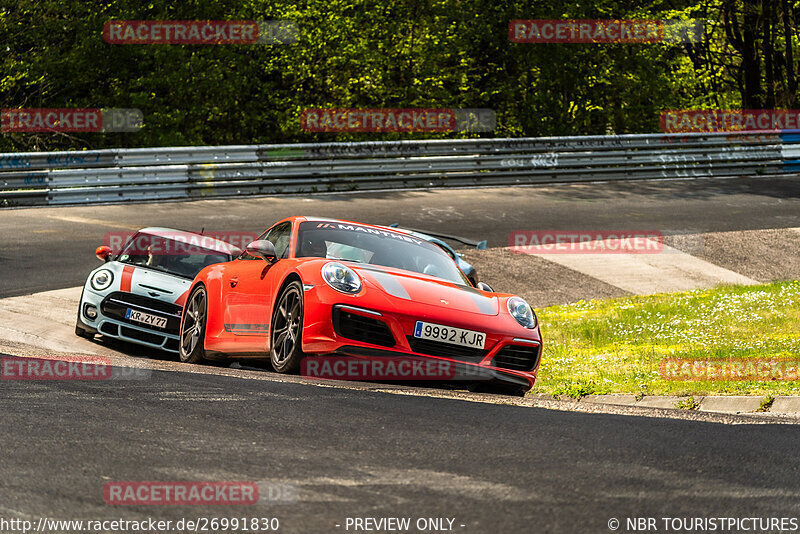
332, 307, 396, 347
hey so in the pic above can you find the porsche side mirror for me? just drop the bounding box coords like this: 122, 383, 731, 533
246, 240, 278, 263
476, 281, 494, 292
95, 246, 113, 262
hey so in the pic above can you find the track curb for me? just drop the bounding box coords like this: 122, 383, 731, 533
529, 393, 793, 415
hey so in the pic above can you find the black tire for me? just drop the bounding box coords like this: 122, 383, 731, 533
75, 323, 94, 339
468, 383, 528, 397
179, 285, 208, 364
270, 280, 305, 373
504, 386, 529, 398
75, 289, 96, 339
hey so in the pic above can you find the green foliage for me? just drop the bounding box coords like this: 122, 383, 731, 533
552, 379, 605, 399
0, 0, 789, 150
532, 281, 800, 396
757, 394, 775, 412
675, 396, 700, 410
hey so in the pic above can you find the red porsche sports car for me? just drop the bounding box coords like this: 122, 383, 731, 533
178, 216, 542, 394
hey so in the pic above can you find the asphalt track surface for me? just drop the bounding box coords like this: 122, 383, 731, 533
2, 177, 800, 533
2, 176, 800, 297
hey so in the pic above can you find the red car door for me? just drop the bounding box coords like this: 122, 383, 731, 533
219, 222, 293, 353
222, 258, 275, 342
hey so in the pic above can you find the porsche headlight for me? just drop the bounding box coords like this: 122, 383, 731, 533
507, 296, 537, 328
322, 262, 361, 294
90, 269, 114, 291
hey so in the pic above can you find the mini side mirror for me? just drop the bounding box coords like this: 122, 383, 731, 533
245, 240, 278, 263
95, 246, 113, 262
476, 281, 494, 292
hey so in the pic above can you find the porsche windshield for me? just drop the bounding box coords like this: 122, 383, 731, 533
116, 233, 229, 279
296, 221, 468, 285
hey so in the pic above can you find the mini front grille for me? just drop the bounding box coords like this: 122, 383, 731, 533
120, 325, 165, 346
101, 292, 182, 333
492, 344, 540, 372
99, 323, 119, 336
406, 336, 487, 363
332, 308, 395, 347
105, 292, 182, 316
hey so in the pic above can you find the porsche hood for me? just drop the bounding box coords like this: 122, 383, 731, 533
354, 265, 499, 316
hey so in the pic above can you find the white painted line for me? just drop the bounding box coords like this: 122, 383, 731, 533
46, 214, 140, 230
30, 286, 83, 301
0, 286, 97, 354
514, 240, 758, 294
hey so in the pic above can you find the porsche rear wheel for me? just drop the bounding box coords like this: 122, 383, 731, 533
270, 281, 304, 373
179, 285, 208, 364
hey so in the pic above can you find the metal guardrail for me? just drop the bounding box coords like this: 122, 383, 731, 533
0, 131, 795, 206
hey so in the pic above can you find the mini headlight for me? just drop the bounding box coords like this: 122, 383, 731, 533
322, 262, 362, 294
90, 269, 114, 291
507, 296, 537, 328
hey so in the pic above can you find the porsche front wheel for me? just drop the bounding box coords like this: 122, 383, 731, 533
179, 285, 208, 364
270, 280, 304, 373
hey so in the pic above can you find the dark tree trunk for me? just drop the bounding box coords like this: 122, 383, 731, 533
742, 0, 763, 108
781, 0, 797, 106
763, 0, 776, 108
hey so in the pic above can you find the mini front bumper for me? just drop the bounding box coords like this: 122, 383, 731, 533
78, 288, 181, 353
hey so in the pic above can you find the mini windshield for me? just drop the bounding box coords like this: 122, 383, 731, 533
296, 221, 468, 285
117, 233, 230, 279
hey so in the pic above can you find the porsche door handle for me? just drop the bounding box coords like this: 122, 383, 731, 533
229, 277, 239, 288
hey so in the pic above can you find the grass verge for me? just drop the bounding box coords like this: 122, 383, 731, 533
530, 281, 800, 397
